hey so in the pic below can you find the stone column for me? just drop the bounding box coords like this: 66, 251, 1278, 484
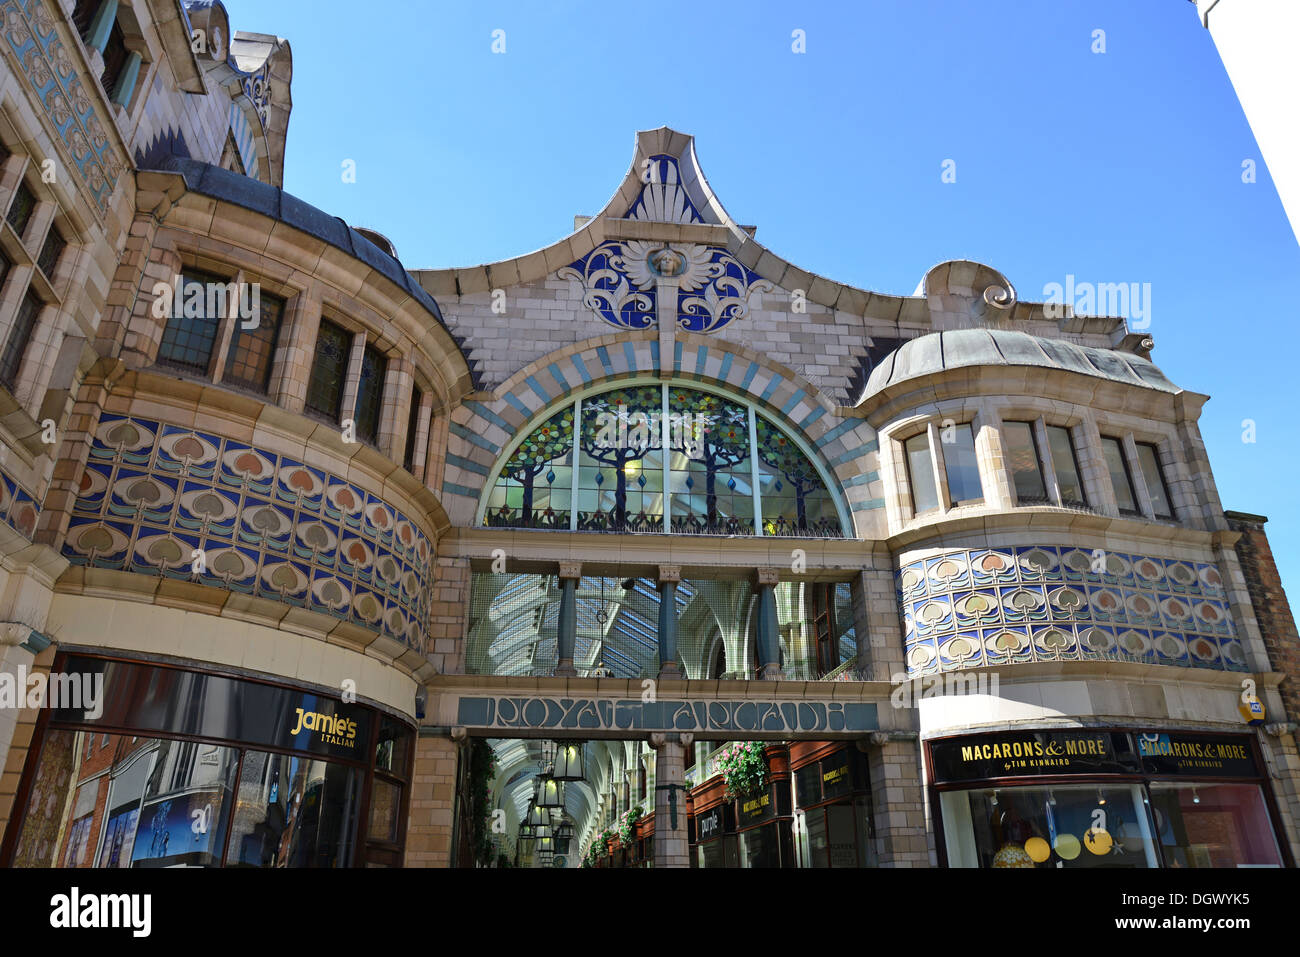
657, 564, 682, 678
867, 733, 932, 867
650, 732, 692, 868
554, 562, 581, 676
403, 730, 463, 867
755, 567, 783, 679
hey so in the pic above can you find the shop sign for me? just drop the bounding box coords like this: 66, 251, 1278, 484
931, 731, 1138, 783
1136, 733, 1259, 778
738, 789, 775, 826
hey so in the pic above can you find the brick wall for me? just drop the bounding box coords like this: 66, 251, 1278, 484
1225, 511, 1300, 722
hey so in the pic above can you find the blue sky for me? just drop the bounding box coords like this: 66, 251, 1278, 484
221, 0, 1300, 595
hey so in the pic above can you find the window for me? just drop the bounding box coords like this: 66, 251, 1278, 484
943, 423, 983, 504
484, 383, 843, 536
0, 249, 11, 290
904, 432, 940, 514
71, 0, 99, 41
156, 269, 226, 373
305, 320, 350, 420
355, 344, 387, 445
5, 181, 35, 237
222, 291, 284, 393
36, 228, 66, 281
403, 386, 423, 471
1135, 442, 1173, 519
100, 19, 129, 99
1003, 421, 1048, 504
1100, 436, 1139, 515
0, 290, 42, 389
1045, 425, 1087, 507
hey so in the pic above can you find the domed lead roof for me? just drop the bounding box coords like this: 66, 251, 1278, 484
863, 329, 1179, 400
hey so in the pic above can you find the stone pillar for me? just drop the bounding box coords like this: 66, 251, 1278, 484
403, 731, 462, 867
650, 732, 692, 868
755, 567, 783, 679
657, 564, 681, 678
866, 733, 931, 867
554, 562, 581, 676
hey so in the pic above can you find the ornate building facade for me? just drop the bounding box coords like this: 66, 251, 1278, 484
0, 0, 1296, 869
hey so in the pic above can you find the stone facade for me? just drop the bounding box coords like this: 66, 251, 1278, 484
0, 0, 1294, 872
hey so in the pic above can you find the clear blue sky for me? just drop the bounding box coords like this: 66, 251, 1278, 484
221, 0, 1300, 597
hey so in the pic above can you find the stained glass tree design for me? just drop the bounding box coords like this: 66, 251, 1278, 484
579, 386, 662, 530
755, 416, 826, 531
668, 389, 750, 530
496, 407, 574, 527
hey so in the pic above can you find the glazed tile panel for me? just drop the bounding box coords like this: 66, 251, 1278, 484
897, 546, 1246, 675
62, 416, 434, 651
0, 465, 40, 539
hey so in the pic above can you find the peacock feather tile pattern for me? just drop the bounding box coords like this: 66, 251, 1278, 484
897, 545, 1246, 676
62, 416, 434, 651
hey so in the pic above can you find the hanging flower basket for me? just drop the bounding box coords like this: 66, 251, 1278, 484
618, 805, 643, 846
716, 741, 768, 800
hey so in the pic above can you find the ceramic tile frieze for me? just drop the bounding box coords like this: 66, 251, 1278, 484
896, 545, 1245, 675
61, 415, 434, 651
0, 0, 123, 215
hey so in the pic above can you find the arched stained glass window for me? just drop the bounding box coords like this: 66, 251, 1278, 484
481, 382, 846, 537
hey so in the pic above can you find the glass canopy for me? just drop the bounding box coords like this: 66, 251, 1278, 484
481, 383, 845, 536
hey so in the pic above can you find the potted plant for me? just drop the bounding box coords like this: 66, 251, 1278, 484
715, 741, 768, 800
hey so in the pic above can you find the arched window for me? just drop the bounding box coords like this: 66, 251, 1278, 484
481, 382, 845, 536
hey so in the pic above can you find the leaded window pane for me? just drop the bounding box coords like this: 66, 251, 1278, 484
0, 290, 41, 389
1003, 421, 1048, 504
578, 385, 663, 532
1136, 443, 1173, 518
943, 423, 983, 504
1101, 436, 1138, 514
1046, 425, 1087, 507
668, 388, 753, 534
223, 291, 284, 393
36, 227, 65, 280
755, 415, 838, 536
305, 320, 349, 420
6, 181, 35, 237
485, 406, 574, 529
157, 269, 226, 374
904, 432, 940, 515
355, 345, 386, 445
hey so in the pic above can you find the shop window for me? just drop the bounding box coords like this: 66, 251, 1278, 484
1002, 420, 1049, 504
904, 432, 939, 514
1147, 782, 1282, 867
156, 269, 228, 374
0, 290, 42, 390
1045, 425, 1087, 507
354, 344, 387, 445
1135, 442, 1174, 519
222, 291, 284, 393
1100, 435, 1139, 516
403, 385, 423, 471
939, 783, 1159, 868
226, 751, 361, 867
305, 319, 350, 421
942, 422, 983, 504
5, 180, 35, 238
36, 227, 65, 281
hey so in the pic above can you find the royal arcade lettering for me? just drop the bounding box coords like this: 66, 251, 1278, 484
456, 695, 877, 736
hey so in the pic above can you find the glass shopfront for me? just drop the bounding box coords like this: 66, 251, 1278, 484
931, 729, 1288, 869
792, 745, 876, 868
689, 801, 738, 868
3, 655, 414, 868
735, 782, 795, 867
